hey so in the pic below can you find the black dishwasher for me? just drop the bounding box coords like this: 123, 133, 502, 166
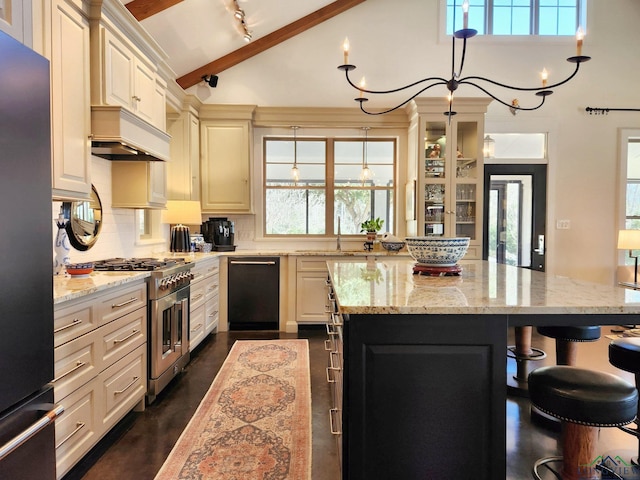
228, 257, 280, 330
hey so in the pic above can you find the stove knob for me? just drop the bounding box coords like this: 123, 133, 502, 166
159, 279, 169, 290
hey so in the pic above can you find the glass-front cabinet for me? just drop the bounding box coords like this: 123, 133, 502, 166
412, 98, 491, 259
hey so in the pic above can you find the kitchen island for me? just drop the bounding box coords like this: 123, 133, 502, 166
326, 258, 640, 479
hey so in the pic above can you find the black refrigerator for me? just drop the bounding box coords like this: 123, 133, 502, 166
0, 31, 61, 479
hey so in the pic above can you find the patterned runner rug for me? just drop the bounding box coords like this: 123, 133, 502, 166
154, 339, 311, 480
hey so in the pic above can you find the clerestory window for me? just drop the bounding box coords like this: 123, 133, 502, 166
446, 0, 586, 36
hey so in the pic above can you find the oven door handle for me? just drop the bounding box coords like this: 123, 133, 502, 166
173, 297, 189, 351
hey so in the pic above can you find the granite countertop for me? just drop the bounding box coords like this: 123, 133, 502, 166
53, 270, 151, 304
326, 258, 640, 315
53, 249, 409, 304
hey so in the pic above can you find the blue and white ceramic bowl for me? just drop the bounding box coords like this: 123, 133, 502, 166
381, 241, 405, 252
405, 237, 470, 266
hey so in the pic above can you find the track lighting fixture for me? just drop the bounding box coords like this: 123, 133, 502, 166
231, 0, 252, 42
202, 75, 218, 88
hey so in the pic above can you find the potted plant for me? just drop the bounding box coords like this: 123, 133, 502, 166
361, 217, 384, 242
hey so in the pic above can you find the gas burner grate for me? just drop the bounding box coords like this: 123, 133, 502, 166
93, 258, 187, 271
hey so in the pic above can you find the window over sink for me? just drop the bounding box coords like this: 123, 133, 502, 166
263, 135, 396, 236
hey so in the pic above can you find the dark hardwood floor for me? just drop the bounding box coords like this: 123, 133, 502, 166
62, 326, 639, 480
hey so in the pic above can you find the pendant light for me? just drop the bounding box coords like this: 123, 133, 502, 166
361, 126, 371, 185
291, 126, 300, 184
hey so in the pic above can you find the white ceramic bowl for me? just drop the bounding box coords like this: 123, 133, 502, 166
381, 241, 405, 252
405, 237, 470, 266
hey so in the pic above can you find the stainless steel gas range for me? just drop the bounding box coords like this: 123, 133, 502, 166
93, 258, 194, 403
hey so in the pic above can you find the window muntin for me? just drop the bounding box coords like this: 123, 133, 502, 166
625, 140, 640, 230
446, 0, 584, 36
264, 137, 396, 236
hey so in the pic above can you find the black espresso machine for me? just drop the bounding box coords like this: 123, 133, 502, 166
202, 217, 236, 251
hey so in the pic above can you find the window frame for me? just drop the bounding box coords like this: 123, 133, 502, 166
618, 129, 640, 266
441, 0, 586, 40
262, 135, 397, 237
135, 209, 165, 247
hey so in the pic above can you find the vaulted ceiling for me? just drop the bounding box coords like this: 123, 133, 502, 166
122, 0, 364, 90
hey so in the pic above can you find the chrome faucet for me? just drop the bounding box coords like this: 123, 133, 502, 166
336, 216, 342, 251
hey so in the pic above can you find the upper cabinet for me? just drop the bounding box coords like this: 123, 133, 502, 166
100, 28, 160, 129
410, 98, 491, 259
200, 105, 255, 214
0, 0, 32, 46
111, 161, 166, 209
89, 0, 173, 132
50, 0, 92, 200
167, 96, 202, 201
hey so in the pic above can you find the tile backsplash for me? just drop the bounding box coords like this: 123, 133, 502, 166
52, 156, 169, 264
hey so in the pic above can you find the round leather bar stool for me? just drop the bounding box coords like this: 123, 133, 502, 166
609, 337, 640, 464
537, 325, 601, 365
506, 326, 546, 397
529, 366, 638, 480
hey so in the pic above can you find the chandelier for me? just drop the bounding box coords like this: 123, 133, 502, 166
338, 1, 590, 116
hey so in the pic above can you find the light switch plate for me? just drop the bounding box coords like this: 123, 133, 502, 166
556, 219, 571, 230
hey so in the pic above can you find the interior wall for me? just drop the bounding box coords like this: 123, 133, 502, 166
53, 1, 640, 284
185, 0, 640, 284
52, 156, 169, 265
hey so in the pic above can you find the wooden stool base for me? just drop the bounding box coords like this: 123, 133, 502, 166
507, 326, 546, 397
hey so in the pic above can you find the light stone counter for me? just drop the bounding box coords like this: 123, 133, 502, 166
52, 250, 409, 305
53, 270, 150, 304
327, 258, 640, 479
327, 258, 640, 315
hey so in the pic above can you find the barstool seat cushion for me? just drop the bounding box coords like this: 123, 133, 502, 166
537, 325, 601, 342
528, 366, 638, 427
609, 337, 640, 374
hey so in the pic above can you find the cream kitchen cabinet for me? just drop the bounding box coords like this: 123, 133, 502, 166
410, 98, 491, 259
53, 280, 147, 478
0, 0, 32, 45
50, 0, 92, 200
189, 256, 220, 351
90, 0, 170, 132
296, 257, 335, 325
111, 160, 167, 209
167, 99, 201, 200
200, 105, 255, 213
97, 28, 159, 128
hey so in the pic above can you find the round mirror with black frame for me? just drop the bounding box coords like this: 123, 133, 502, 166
62, 185, 103, 251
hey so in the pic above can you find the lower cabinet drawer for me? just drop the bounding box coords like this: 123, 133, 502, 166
190, 280, 207, 311
53, 329, 99, 403
205, 294, 219, 334
55, 377, 100, 479
190, 304, 206, 350
99, 344, 146, 432
99, 307, 146, 368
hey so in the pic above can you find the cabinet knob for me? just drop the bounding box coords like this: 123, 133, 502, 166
132, 95, 141, 102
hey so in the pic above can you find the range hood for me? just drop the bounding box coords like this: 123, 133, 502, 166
91, 106, 170, 162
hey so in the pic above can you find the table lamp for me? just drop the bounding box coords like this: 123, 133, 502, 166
161, 200, 202, 252
617, 229, 640, 287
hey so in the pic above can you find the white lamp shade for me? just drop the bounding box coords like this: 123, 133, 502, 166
617, 229, 640, 250
161, 200, 202, 225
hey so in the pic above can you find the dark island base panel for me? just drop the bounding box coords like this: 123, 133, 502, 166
344, 313, 508, 480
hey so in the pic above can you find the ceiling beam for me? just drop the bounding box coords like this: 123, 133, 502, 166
125, 0, 183, 21
177, 0, 366, 90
